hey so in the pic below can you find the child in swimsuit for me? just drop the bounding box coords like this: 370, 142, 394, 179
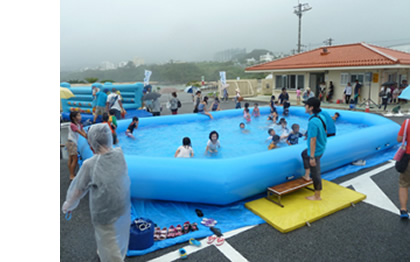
205, 130, 221, 154
175, 137, 194, 158
125, 116, 139, 139
244, 108, 251, 123
252, 103, 260, 117
268, 135, 280, 150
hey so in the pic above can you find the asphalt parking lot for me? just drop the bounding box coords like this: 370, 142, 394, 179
60, 93, 409, 262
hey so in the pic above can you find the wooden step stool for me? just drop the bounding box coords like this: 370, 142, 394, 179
266, 178, 314, 207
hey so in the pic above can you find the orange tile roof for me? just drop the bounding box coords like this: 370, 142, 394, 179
245, 43, 410, 71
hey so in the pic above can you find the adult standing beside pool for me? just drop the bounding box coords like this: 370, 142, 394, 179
302, 87, 314, 102
106, 88, 125, 120
301, 97, 327, 201
93, 88, 109, 123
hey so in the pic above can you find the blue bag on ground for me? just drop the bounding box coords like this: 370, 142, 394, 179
128, 218, 155, 251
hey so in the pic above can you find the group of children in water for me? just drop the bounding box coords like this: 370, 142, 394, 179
67, 101, 338, 163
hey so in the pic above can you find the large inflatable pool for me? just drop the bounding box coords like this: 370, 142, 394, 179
77, 106, 400, 205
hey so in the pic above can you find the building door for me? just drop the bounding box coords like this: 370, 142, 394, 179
309, 73, 325, 96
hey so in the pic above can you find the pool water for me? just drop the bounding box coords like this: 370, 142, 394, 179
118, 113, 368, 159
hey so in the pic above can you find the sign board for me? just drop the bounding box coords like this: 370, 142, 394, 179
372, 73, 379, 83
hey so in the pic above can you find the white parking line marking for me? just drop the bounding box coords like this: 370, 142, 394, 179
340, 161, 399, 215
216, 241, 249, 262
148, 225, 256, 262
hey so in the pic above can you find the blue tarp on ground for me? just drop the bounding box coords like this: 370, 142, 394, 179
127, 145, 399, 257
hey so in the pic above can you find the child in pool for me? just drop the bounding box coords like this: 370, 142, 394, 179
125, 116, 139, 139
244, 108, 251, 122
239, 122, 250, 133
102, 112, 118, 145
205, 130, 221, 154
286, 124, 304, 146
268, 111, 278, 123
175, 137, 194, 158
66, 111, 88, 180
332, 112, 340, 121
268, 135, 280, 150
283, 101, 290, 116
252, 103, 260, 117
278, 118, 290, 134
266, 128, 276, 142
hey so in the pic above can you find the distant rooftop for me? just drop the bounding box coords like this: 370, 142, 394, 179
245, 42, 410, 72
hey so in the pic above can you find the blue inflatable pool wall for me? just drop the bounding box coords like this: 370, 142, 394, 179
61, 82, 144, 114
77, 106, 400, 205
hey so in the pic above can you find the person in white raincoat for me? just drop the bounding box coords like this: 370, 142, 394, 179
62, 123, 131, 262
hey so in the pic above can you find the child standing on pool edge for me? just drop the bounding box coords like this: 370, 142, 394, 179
66, 111, 87, 181
205, 131, 221, 154
175, 137, 194, 158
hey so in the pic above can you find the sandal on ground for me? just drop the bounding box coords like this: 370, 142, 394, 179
182, 221, 191, 234
154, 227, 161, 241
179, 248, 188, 260
207, 235, 217, 244
210, 227, 223, 237
191, 222, 199, 231
189, 238, 201, 247
167, 225, 176, 238
215, 237, 225, 246
159, 227, 167, 240
175, 224, 183, 237
201, 218, 217, 227
195, 209, 204, 217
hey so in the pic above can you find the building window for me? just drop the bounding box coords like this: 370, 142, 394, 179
340, 73, 349, 86
275, 74, 304, 89
350, 74, 364, 84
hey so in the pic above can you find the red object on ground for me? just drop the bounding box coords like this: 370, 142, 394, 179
336, 99, 341, 104
365, 102, 370, 113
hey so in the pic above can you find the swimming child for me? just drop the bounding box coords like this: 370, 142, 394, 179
125, 116, 139, 139
286, 124, 304, 146
268, 135, 280, 150
332, 112, 340, 121
278, 118, 290, 134
244, 108, 251, 122
268, 111, 278, 123
175, 137, 194, 158
210, 97, 221, 111
66, 111, 88, 180
239, 122, 250, 133
205, 130, 221, 154
252, 103, 260, 117
266, 128, 276, 142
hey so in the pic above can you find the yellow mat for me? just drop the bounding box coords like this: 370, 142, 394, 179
245, 180, 366, 233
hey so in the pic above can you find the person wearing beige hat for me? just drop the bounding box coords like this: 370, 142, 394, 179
302, 87, 314, 102
234, 88, 242, 109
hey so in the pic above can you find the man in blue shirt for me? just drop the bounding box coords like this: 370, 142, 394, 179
93, 88, 109, 123
301, 97, 327, 200
319, 109, 336, 137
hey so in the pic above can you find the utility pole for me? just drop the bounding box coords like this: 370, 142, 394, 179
323, 38, 334, 46
294, 2, 312, 53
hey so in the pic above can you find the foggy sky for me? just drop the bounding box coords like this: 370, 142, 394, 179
61, 0, 410, 70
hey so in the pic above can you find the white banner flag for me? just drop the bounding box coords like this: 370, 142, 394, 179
219, 71, 226, 85
144, 70, 152, 85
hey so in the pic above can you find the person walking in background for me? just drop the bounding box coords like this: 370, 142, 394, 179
235, 88, 242, 109
326, 81, 334, 103
301, 97, 327, 201
169, 92, 180, 115
397, 119, 410, 219
193, 90, 202, 113
106, 88, 125, 120
62, 123, 131, 262
344, 82, 352, 104
222, 84, 229, 102
93, 88, 108, 123
378, 86, 391, 111
296, 87, 302, 105
353, 80, 362, 105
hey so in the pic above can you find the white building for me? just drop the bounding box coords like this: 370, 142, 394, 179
259, 52, 275, 63
99, 61, 116, 71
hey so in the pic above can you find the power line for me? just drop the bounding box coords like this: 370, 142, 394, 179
293, 2, 312, 53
